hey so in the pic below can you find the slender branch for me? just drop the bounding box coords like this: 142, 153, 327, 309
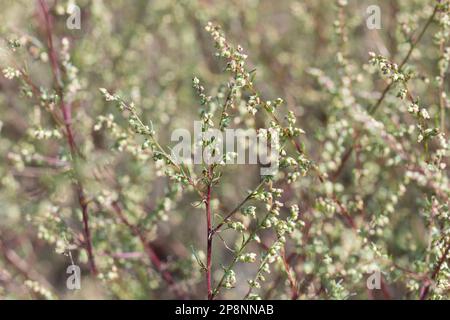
332, 4, 439, 181
280, 249, 299, 300
211, 211, 271, 299
419, 240, 450, 300
205, 181, 213, 300
438, 38, 447, 135
0, 236, 54, 294
111, 201, 186, 299
114, 97, 204, 198
37, 0, 97, 275
211, 180, 265, 235
369, 5, 438, 116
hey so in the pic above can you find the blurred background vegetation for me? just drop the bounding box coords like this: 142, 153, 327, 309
0, 0, 449, 299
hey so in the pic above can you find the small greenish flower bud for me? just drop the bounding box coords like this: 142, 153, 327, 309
238, 252, 257, 263
228, 221, 246, 232
247, 280, 260, 288
242, 206, 256, 218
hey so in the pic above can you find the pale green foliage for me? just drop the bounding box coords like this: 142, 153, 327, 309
0, 0, 449, 300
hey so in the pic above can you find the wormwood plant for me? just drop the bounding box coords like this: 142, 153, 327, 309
99, 22, 314, 300
0, 0, 449, 300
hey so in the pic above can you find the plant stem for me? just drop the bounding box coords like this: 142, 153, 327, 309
439, 40, 447, 135
0, 236, 54, 292
212, 180, 265, 235
333, 4, 439, 181
111, 202, 186, 299
117, 98, 203, 198
280, 249, 299, 300
211, 211, 271, 299
419, 240, 450, 300
205, 180, 213, 300
37, 0, 97, 275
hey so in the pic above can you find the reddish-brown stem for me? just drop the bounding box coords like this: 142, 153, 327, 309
77, 186, 97, 275
280, 249, 299, 300
111, 202, 186, 299
37, 0, 97, 275
419, 240, 450, 300
439, 38, 447, 135
380, 277, 392, 300
205, 182, 213, 300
